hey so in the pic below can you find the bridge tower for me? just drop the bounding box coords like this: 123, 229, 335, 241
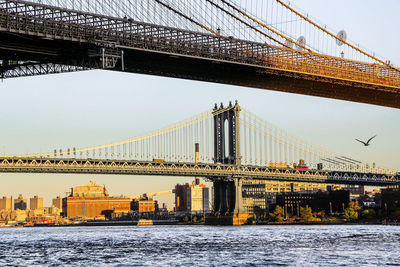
208, 101, 247, 225
213, 100, 241, 165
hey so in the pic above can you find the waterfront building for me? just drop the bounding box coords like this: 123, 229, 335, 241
30, 195, 44, 210
62, 181, 131, 219
242, 180, 326, 214
243, 183, 266, 214
272, 190, 350, 217
14, 194, 27, 210
52, 196, 62, 210
175, 184, 189, 212
131, 198, 158, 213
175, 180, 209, 214
342, 185, 365, 195
0, 196, 13, 211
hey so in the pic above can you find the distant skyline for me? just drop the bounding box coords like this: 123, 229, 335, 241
1, 0, 399, 207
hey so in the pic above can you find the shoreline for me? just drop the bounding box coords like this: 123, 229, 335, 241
2, 220, 399, 228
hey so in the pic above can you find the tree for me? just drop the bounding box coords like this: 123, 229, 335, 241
300, 207, 314, 222
361, 209, 376, 219
269, 205, 284, 222
344, 208, 358, 221
349, 201, 361, 211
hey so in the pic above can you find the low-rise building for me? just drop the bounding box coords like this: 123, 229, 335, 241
0, 196, 13, 211
272, 190, 350, 217
62, 181, 131, 219
242, 180, 326, 214
131, 198, 158, 213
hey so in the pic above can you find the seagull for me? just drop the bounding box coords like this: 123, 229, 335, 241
355, 135, 377, 146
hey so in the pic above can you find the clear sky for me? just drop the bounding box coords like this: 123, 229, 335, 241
0, 0, 399, 207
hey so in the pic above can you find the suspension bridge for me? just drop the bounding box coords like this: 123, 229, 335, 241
0, 102, 399, 218
0, 0, 399, 108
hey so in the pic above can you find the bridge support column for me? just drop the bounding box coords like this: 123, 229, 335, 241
219, 181, 228, 214
213, 181, 222, 214
232, 178, 249, 225
233, 178, 244, 214
207, 178, 249, 225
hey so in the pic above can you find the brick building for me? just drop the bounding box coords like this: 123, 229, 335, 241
131, 199, 158, 213
62, 181, 130, 219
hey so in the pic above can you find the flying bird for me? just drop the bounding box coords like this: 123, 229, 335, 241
355, 135, 376, 146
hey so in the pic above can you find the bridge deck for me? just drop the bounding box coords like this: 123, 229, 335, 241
0, 0, 399, 108
0, 157, 398, 186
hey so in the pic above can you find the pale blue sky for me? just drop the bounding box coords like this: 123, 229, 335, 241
0, 0, 399, 207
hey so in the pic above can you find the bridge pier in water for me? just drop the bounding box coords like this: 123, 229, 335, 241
206, 178, 249, 225
206, 102, 249, 225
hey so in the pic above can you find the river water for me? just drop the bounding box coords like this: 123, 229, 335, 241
0, 225, 399, 266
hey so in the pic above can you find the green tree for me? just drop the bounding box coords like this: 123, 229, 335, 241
269, 205, 284, 222
344, 208, 358, 221
349, 201, 361, 211
361, 209, 376, 219
300, 207, 314, 222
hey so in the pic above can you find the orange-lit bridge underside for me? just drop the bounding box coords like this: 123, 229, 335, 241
0, 0, 399, 108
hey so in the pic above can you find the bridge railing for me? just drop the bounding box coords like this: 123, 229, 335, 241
1, 0, 399, 89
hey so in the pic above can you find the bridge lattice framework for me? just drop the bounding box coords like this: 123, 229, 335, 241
0, 0, 399, 108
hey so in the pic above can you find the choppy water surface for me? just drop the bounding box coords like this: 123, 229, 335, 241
0, 225, 400, 266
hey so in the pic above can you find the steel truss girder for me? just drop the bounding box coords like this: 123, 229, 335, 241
0, 62, 86, 78
0, 157, 398, 186
0, 0, 399, 92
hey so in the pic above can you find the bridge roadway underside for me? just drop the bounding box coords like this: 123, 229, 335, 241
1, 31, 399, 109
0, 157, 398, 187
